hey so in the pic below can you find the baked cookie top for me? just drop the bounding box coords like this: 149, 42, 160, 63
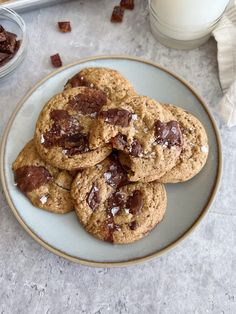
89, 95, 183, 181
13, 140, 74, 214
71, 155, 167, 244
34, 87, 112, 170
159, 104, 209, 183
64, 67, 137, 103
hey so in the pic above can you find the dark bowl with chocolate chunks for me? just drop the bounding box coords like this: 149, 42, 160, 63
0, 7, 27, 79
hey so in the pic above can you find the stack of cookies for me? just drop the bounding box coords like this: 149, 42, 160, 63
13, 67, 209, 244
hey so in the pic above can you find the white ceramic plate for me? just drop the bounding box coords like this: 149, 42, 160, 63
1, 56, 222, 267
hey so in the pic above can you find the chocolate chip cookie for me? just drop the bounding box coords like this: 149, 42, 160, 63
64, 67, 137, 102
158, 104, 209, 183
89, 96, 183, 182
34, 87, 112, 170
71, 155, 167, 244
13, 140, 74, 213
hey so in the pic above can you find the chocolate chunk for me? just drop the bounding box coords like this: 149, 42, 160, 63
126, 190, 143, 215
120, 0, 135, 10
104, 159, 129, 189
50, 109, 71, 121
111, 133, 127, 150
0, 25, 7, 42
87, 183, 100, 211
68, 89, 107, 115
0, 52, 10, 63
107, 191, 126, 214
50, 53, 62, 68
100, 109, 132, 127
66, 73, 93, 88
104, 189, 125, 242
14, 166, 52, 194
111, 6, 125, 22
130, 139, 143, 157
42, 110, 82, 149
129, 221, 138, 230
155, 120, 182, 148
63, 133, 89, 155
58, 21, 72, 33
0, 31, 16, 54
104, 219, 120, 243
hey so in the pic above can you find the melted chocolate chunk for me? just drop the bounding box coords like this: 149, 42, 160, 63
50, 109, 70, 121
104, 218, 120, 243
100, 109, 132, 127
154, 120, 182, 148
58, 21, 71, 33
50, 53, 62, 68
126, 190, 143, 215
107, 191, 126, 215
111, 133, 127, 150
63, 133, 89, 156
129, 220, 138, 230
87, 184, 100, 211
14, 166, 52, 194
120, 0, 135, 10
130, 139, 143, 157
66, 73, 93, 88
68, 89, 107, 115
104, 159, 129, 189
43, 110, 82, 149
111, 6, 125, 22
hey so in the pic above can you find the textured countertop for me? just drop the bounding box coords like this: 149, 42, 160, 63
0, 1, 235, 313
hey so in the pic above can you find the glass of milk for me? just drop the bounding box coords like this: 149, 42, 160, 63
149, 0, 230, 49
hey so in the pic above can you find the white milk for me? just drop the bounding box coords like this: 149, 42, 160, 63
149, 0, 229, 49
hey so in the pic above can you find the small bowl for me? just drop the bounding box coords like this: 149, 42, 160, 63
0, 7, 27, 79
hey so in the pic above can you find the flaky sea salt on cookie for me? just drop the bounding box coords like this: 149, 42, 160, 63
89, 95, 183, 182
158, 104, 209, 183
13, 140, 74, 214
71, 155, 167, 244
34, 87, 112, 171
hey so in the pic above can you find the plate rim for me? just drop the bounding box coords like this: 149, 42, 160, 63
0, 55, 222, 268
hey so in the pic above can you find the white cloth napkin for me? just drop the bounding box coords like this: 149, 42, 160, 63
213, 2, 236, 127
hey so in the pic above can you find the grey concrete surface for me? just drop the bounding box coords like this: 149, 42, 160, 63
0, 1, 235, 313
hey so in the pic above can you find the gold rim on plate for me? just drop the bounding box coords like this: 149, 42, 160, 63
0, 55, 222, 268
